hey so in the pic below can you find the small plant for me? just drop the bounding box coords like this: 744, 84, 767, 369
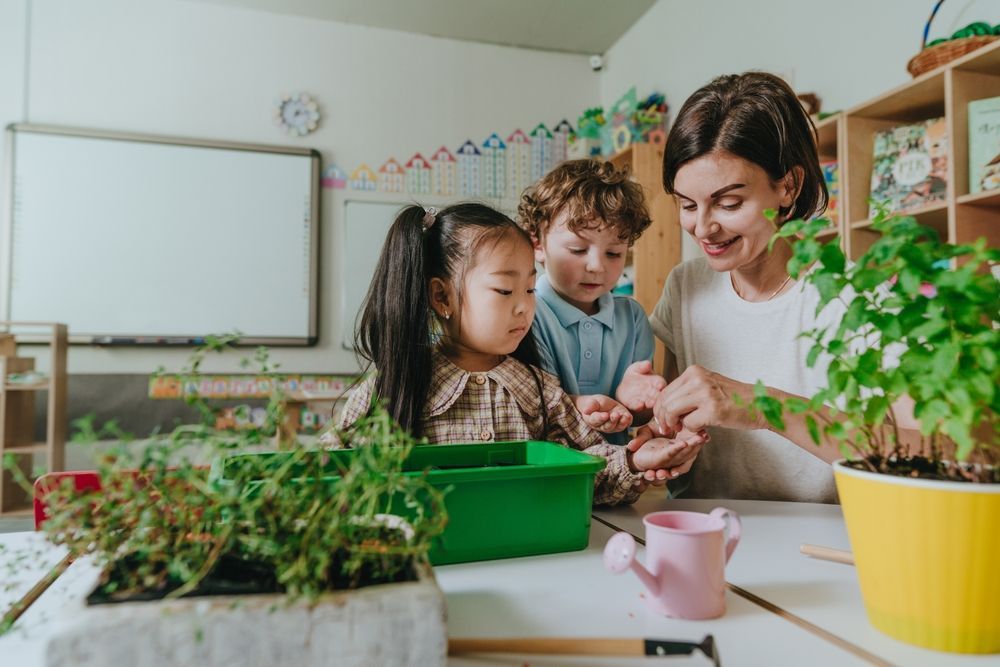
5, 338, 447, 612
753, 206, 999, 482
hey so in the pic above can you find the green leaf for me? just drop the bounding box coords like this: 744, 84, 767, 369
805, 415, 821, 445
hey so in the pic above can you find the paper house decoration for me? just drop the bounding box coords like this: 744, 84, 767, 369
321, 164, 347, 189
378, 158, 405, 193
405, 153, 432, 195
430, 145, 457, 197
456, 140, 482, 196
506, 129, 531, 200
603, 87, 639, 156
551, 119, 574, 167
349, 163, 377, 191
481, 133, 507, 199
529, 123, 554, 183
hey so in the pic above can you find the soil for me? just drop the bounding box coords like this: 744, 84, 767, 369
88, 534, 418, 606
844, 456, 999, 484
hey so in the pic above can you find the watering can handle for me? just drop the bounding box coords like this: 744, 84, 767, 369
710, 507, 742, 563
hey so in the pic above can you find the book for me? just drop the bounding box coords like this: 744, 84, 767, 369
820, 159, 839, 226
968, 95, 1000, 194
868, 117, 948, 217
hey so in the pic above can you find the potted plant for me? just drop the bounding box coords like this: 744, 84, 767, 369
754, 208, 999, 653
4, 337, 449, 667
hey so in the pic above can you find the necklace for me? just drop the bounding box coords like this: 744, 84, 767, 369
731, 272, 793, 302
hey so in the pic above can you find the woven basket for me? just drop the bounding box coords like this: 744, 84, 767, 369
907, 35, 999, 77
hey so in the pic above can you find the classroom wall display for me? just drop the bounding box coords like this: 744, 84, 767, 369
968, 95, 1000, 194
868, 117, 948, 217
148, 373, 356, 399
2, 124, 320, 346
339, 87, 667, 203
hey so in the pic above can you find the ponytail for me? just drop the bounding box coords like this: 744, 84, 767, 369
355, 205, 433, 436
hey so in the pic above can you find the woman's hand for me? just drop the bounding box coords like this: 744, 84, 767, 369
575, 394, 634, 433
652, 365, 767, 434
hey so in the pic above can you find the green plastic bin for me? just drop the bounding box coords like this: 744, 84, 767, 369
210, 441, 606, 565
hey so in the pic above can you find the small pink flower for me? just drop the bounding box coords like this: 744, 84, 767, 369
918, 283, 938, 298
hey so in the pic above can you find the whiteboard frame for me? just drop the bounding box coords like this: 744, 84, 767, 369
2, 123, 321, 346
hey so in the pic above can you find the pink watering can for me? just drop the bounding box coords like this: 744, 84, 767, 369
603, 508, 741, 619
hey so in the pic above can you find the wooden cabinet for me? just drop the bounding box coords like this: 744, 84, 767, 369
820, 40, 1000, 258
0, 322, 67, 516
609, 142, 682, 371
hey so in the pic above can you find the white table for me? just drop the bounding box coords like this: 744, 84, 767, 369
594, 496, 1000, 667
1, 521, 859, 667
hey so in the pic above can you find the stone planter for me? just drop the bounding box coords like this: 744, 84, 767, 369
46, 561, 447, 667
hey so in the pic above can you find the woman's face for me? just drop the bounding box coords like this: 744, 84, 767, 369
672, 150, 797, 272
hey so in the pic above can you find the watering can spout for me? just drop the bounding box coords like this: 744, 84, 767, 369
603, 532, 660, 597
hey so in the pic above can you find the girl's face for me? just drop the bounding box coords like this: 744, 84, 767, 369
435, 233, 536, 367
672, 150, 797, 273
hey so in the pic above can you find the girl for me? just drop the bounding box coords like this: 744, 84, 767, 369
336, 203, 702, 506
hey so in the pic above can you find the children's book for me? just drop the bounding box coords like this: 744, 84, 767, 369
968, 96, 1000, 194
820, 159, 839, 223
868, 117, 948, 217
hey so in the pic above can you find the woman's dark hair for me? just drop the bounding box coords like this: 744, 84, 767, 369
354, 202, 539, 437
662, 72, 828, 222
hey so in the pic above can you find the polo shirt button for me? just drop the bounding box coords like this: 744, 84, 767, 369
584, 350, 593, 359
474, 374, 486, 385
584, 321, 592, 330
480, 428, 492, 440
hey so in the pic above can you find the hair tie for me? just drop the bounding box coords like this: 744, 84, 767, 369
421, 207, 437, 231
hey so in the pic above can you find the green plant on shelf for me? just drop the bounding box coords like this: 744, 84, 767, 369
752, 204, 999, 482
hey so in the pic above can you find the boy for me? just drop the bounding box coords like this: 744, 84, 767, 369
518, 159, 664, 445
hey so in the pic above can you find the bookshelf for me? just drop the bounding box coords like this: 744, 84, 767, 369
822, 39, 1000, 259
609, 142, 682, 371
0, 322, 67, 516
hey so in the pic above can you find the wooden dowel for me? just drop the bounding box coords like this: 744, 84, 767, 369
448, 637, 644, 656
1, 552, 74, 630
800, 543, 855, 565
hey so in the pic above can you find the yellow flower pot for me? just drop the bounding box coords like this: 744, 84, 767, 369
834, 461, 1000, 653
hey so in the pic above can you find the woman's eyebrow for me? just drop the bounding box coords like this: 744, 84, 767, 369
673, 183, 745, 200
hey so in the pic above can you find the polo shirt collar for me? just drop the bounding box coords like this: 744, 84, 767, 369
537, 273, 616, 329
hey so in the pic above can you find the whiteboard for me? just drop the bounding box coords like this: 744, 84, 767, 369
2, 124, 320, 345
341, 201, 406, 349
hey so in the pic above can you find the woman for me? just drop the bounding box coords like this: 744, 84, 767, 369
619, 72, 913, 502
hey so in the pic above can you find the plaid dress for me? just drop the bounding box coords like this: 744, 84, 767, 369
334, 350, 644, 506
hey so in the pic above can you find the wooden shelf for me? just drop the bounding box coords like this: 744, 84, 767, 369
2, 442, 47, 454
847, 69, 945, 121
3, 381, 51, 391
850, 202, 949, 231
957, 189, 1000, 207
1, 322, 67, 516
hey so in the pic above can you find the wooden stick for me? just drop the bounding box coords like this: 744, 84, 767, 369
800, 543, 854, 565
1, 552, 73, 630
448, 637, 644, 656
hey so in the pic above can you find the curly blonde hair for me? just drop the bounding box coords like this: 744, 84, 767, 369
517, 159, 652, 244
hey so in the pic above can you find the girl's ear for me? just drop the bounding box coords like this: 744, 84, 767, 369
428, 277, 454, 319
532, 234, 546, 264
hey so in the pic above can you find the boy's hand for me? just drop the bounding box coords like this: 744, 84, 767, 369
576, 394, 633, 433
616, 360, 667, 412
626, 425, 707, 481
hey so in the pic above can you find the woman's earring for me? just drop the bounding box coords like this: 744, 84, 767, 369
443, 311, 451, 320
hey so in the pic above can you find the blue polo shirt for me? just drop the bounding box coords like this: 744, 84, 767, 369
531, 273, 654, 445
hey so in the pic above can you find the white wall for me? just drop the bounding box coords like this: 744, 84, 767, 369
0, 0, 600, 374
601, 0, 1000, 260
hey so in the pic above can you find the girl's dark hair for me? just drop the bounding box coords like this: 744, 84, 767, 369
354, 202, 539, 437
662, 72, 828, 222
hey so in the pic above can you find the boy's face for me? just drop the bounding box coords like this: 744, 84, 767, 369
533, 209, 628, 315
